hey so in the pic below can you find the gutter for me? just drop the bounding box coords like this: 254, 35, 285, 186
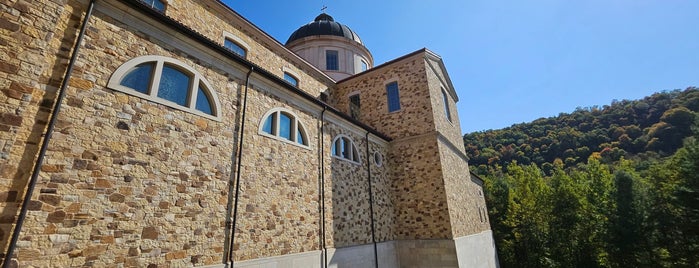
365, 132, 379, 268
2, 0, 96, 267
226, 66, 254, 266
319, 107, 328, 268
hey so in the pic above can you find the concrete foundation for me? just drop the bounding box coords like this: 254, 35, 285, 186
222, 232, 498, 268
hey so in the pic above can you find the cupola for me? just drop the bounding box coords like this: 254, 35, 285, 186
286, 13, 373, 81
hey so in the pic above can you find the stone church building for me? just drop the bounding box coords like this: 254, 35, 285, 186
0, 0, 498, 267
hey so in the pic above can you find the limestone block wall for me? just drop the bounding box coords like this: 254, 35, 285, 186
0, 0, 86, 261
335, 52, 435, 140
425, 58, 465, 151
388, 135, 452, 240
321, 122, 394, 248
367, 141, 396, 243
10, 3, 245, 266
325, 125, 371, 248
161, 0, 332, 97
232, 87, 321, 261
439, 141, 490, 238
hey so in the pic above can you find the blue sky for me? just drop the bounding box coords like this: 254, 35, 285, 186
223, 0, 699, 134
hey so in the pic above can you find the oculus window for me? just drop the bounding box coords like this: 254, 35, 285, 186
386, 81, 401, 112
283, 72, 299, 87
139, 0, 165, 12
332, 135, 361, 163
373, 151, 383, 167
326, 50, 339, 71
107, 55, 221, 120
224, 38, 247, 58
442, 88, 452, 122
260, 108, 309, 147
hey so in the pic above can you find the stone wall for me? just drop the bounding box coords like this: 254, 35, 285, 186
10, 2, 245, 265
163, 0, 332, 97
335, 53, 435, 140
439, 141, 490, 238
232, 86, 322, 260
0, 0, 85, 262
388, 135, 453, 240
426, 58, 465, 152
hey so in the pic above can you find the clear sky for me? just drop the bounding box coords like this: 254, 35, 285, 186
222, 0, 699, 134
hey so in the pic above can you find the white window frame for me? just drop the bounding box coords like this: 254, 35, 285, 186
222, 32, 250, 58
331, 134, 361, 164
107, 55, 222, 121
258, 107, 310, 149
282, 67, 301, 87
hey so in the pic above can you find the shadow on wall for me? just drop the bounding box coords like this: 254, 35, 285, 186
327, 140, 375, 267
0, 1, 85, 263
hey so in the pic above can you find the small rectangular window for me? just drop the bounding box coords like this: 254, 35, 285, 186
284, 72, 298, 87
326, 50, 339, 71
349, 94, 360, 119
360, 60, 368, 72
442, 89, 452, 122
139, 0, 165, 12
386, 82, 401, 112
224, 38, 247, 58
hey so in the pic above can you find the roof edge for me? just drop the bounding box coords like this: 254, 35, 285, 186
116, 0, 391, 141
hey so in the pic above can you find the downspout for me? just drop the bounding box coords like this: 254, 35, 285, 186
318, 106, 328, 268
227, 66, 254, 266
2, 1, 96, 267
365, 132, 379, 268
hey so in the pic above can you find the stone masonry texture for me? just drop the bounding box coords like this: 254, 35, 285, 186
0, 0, 495, 266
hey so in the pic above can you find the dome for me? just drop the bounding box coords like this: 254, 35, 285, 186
285, 13, 363, 46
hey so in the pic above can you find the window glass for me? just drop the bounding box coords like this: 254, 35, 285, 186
120, 63, 153, 94
195, 85, 213, 115
262, 113, 275, 135
224, 38, 246, 57
158, 65, 190, 106
326, 50, 339, 71
386, 82, 401, 112
259, 109, 309, 146
109, 56, 220, 120
279, 113, 292, 140
442, 89, 452, 122
140, 0, 165, 12
284, 72, 298, 87
374, 152, 383, 167
297, 129, 305, 145
361, 60, 368, 72
341, 138, 349, 159
349, 94, 360, 119
331, 135, 360, 163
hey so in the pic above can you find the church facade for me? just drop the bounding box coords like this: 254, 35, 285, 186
0, 0, 498, 267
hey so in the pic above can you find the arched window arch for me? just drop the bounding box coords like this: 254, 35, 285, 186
259, 108, 309, 148
331, 134, 361, 164
107, 55, 222, 121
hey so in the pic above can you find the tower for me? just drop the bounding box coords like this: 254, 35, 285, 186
287, 13, 500, 268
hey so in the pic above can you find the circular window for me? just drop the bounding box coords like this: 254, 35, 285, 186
373, 151, 383, 167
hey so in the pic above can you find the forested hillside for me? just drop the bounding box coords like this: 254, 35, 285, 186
465, 87, 699, 175
466, 87, 699, 268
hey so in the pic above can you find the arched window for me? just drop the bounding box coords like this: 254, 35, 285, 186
331, 135, 361, 163
259, 108, 309, 147
107, 55, 221, 121
283, 72, 299, 87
